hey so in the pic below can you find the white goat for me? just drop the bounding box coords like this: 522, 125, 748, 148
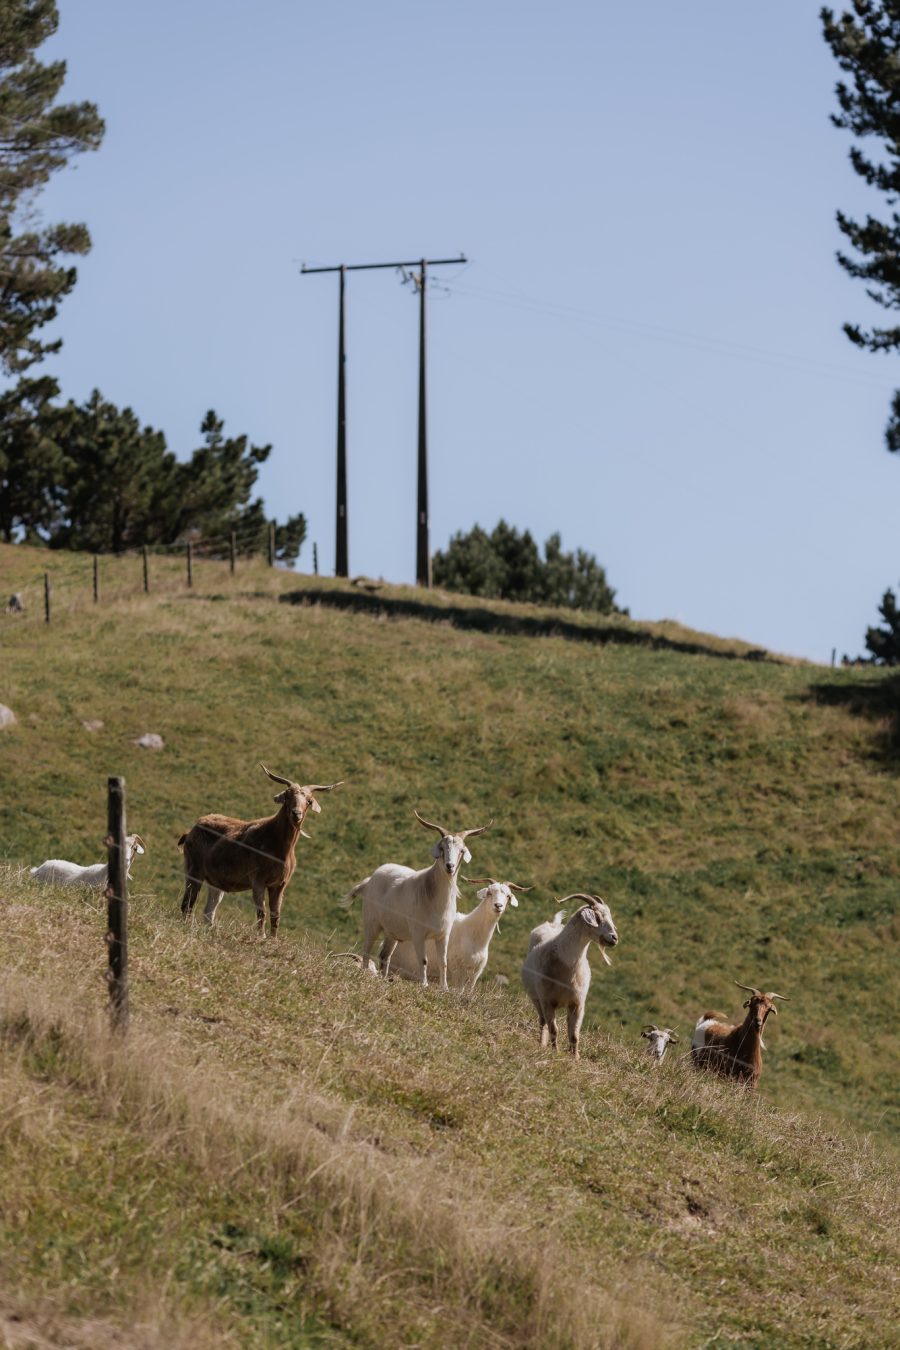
520, 895, 618, 1059
30, 835, 146, 888
379, 876, 530, 992
338, 811, 491, 990
641, 1024, 679, 1061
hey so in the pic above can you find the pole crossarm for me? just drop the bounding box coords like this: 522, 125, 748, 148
301, 255, 466, 274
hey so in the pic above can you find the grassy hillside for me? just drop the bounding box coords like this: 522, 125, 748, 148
1, 876, 897, 1349
1, 541, 899, 1345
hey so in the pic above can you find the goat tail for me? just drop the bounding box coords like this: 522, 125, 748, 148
177, 833, 187, 849
337, 877, 370, 911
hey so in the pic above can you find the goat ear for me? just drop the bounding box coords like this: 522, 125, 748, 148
581, 906, 598, 926
274, 790, 288, 803
431, 839, 442, 859
308, 796, 322, 814
641, 1029, 651, 1039
509, 895, 518, 907
134, 840, 145, 855
462, 845, 472, 863
476, 886, 490, 901
742, 998, 751, 1009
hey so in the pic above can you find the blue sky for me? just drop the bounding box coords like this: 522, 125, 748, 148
35, 0, 900, 661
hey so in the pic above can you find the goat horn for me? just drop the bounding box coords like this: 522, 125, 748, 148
558, 893, 600, 906
305, 781, 343, 793
768, 992, 790, 1001
260, 763, 294, 787
462, 876, 533, 892
734, 981, 761, 996
131, 835, 146, 850
643, 1024, 660, 1033
460, 819, 493, 839
414, 810, 448, 836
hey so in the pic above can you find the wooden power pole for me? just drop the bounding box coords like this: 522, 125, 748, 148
301, 254, 465, 586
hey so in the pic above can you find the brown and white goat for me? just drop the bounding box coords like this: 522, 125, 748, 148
691, 981, 788, 1088
178, 764, 342, 935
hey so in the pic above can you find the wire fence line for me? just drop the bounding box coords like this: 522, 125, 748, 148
3, 524, 289, 624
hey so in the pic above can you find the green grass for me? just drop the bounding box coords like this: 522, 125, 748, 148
1, 541, 899, 1346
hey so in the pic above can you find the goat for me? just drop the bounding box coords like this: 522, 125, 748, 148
30, 835, 146, 888
641, 1024, 679, 1061
520, 896, 618, 1060
375, 876, 530, 992
178, 764, 342, 936
338, 811, 491, 990
691, 981, 788, 1088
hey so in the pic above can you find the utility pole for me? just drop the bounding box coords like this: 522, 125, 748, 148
301, 253, 465, 586
415, 260, 430, 588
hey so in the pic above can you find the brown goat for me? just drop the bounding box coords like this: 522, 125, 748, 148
691, 981, 788, 1088
178, 764, 342, 935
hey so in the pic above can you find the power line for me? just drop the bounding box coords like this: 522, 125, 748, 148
442, 276, 895, 391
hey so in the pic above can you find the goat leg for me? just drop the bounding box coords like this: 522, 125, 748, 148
267, 883, 286, 937
379, 936, 398, 978
433, 931, 451, 992
251, 881, 267, 935
203, 887, 225, 926
567, 1004, 585, 1060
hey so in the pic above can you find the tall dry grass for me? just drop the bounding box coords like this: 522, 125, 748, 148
0, 969, 665, 1350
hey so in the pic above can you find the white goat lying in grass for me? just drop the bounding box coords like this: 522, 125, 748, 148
342, 877, 529, 992
521, 896, 618, 1060
30, 835, 146, 888
641, 1025, 679, 1061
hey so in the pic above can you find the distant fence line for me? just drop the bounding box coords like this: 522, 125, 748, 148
4, 522, 301, 624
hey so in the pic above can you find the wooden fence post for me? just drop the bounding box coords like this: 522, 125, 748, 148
187, 540, 193, 588
143, 546, 149, 594
105, 776, 129, 1030
313, 542, 318, 576
268, 521, 275, 567
230, 530, 236, 575
44, 572, 50, 623
93, 555, 99, 603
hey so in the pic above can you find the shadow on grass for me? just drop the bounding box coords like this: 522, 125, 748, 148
807, 671, 900, 768
279, 587, 777, 663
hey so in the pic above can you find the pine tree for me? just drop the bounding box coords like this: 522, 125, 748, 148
0, 0, 104, 377
47, 389, 176, 553
173, 411, 305, 562
0, 372, 64, 540
822, 2, 900, 449
432, 521, 620, 613
864, 586, 900, 662
32, 394, 308, 562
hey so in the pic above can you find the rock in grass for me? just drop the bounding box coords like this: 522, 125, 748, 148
134, 732, 164, 750
82, 719, 104, 732
0, 704, 16, 729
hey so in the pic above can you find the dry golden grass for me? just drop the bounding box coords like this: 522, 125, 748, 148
2, 876, 898, 1348
1, 881, 669, 1350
